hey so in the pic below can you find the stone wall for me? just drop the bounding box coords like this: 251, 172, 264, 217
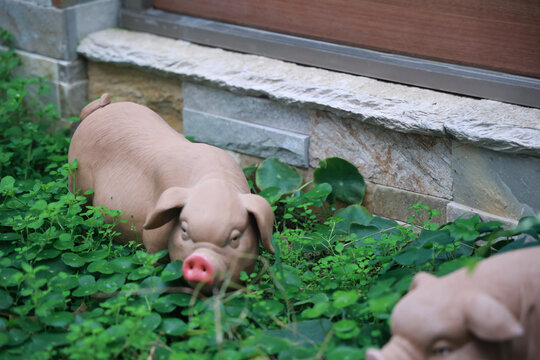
0, 0, 119, 119
78, 29, 540, 226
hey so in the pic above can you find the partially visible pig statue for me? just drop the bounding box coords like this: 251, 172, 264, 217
366, 247, 540, 360
68, 94, 274, 293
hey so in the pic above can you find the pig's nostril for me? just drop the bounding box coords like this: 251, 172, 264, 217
182, 253, 215, 284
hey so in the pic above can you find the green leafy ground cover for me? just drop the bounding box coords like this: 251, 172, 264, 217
1, 33, 539, 359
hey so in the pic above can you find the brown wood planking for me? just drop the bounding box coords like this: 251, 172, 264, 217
153, 0, 540, 78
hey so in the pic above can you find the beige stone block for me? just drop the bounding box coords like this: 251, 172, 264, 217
362, 181, 375, 214
373, 184, 448, 225
446, 202, 518, 228
88, 62, 183, 132
310, 110, 452, 199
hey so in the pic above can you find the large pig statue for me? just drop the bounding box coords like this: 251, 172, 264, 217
366, 247, 540, 360
68, 94, 274, 292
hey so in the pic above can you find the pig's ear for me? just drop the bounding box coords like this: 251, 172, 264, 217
143, 187, 190, 230
241, 194, 274, 253
409, 272, 436, 291
465, 293, 524, 341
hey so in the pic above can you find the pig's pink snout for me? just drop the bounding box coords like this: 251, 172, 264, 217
183, 253, 215, 284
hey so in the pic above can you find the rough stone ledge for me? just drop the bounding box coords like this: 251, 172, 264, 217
77, 28, 540, 157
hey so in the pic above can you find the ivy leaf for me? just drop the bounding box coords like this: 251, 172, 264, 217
314, 157, 365, 204
255, 157, 302, 194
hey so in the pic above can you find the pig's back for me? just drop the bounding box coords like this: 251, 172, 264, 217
70, 101, 188, 161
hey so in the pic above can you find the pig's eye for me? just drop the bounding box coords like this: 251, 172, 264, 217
431, 341, 452, 356
230, 230, 241, 242
180, 222, 189, 238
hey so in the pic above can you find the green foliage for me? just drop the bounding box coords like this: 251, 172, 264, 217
1, 36, 539, 360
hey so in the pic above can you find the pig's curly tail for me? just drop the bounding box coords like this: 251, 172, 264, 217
80, 93, 111, 121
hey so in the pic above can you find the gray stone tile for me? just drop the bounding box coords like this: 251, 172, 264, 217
183, 109, 309, 167
310, 110, 453, 199
183, 82, 310, 134
452, 143, 540, 220
59, 80, 88, 118
1, 0, 118, 60
5, 46, 87, 83
373, 184, 449, 225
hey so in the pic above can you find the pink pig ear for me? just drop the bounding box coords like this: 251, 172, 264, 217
143, 187, 190, 230
465, 293, 524, 341
241, 194, 275, 253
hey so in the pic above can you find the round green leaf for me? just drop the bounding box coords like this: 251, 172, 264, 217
252, 300, 284, 317
335, 205, 372, 234
8, 328, 29, 346
41, 311, 74, 327
128, 265, 154, 281
332, 290, 359, 309
141, 312, 162, 331
153, 297, 176, 313
110, 257, 136, 273
0, 268, 23, 287
53, 233, 73, 250
87, 259, 114, 274
35, 248, 60, 261
255, 158, 302, 194
327, 346, 364, 360
332, 319, 360, 339
159, 318, 188, 336
0, 290, 13, 309
0, 332, 8, 347
72, 275, 97, 297
314, 157, 365, 204
61, 252, 86, 267
301, 302, 329, 318
161, 260, 183, 281
0, 176, 15, 192
140, 276, 167, 301
97, 273, 126, 293
83, 248, 109, 261
0, 233, 21, 242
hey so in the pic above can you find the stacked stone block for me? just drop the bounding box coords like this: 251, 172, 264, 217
78, 29, 540, 226
0, 0, 119, 119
